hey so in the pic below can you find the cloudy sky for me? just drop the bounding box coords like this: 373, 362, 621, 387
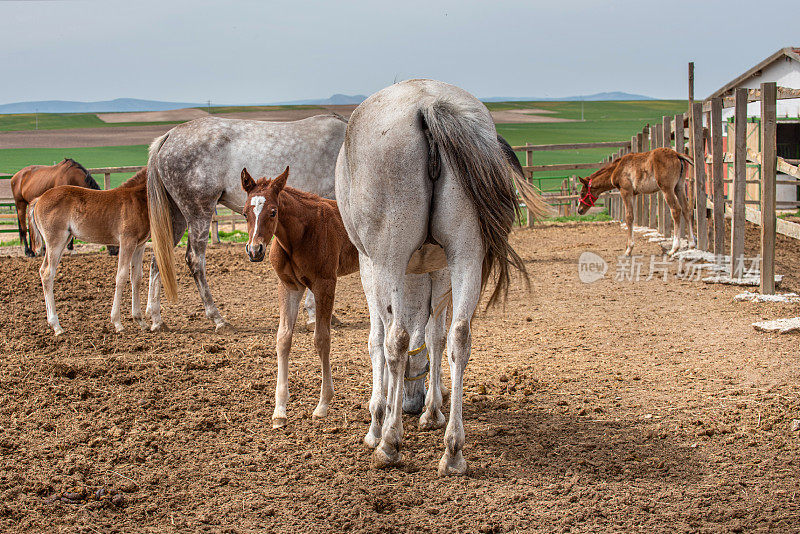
1, 0, 798, 104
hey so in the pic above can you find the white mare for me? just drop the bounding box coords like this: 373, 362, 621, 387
335, 79, 549, 475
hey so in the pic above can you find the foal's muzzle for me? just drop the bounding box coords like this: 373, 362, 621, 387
246, 243, 266, 262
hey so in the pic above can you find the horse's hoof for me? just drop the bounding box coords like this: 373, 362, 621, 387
372, 444, 403, 469
305, 321, 315, 332
330, 314, 343, 327
135, 319, 148, 330
272, 417, 287, 429
438, 450, 467, 476
312, 405, 329, 420
150, 323, 166, 333
419, 409, 446, 431
215, 322, 235, 334
363, 431, 381, 449
24, 251, 35, 258
53, 327, 64, 337
113, 324, 124, 333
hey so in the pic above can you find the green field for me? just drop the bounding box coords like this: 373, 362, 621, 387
0, 100, 689, 194
0, 145, 148, 187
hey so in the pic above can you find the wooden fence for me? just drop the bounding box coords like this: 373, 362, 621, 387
604, 82, 800, 295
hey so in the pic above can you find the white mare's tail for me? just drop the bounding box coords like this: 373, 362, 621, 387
419, 100, 549, 305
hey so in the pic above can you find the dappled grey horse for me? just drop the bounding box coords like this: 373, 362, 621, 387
336, 79, 550, 475
145, 115, 347, 331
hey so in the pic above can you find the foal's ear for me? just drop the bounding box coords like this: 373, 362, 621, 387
272, 166, 289, 192
241, 168, 256, 193
579, 175, 589, 185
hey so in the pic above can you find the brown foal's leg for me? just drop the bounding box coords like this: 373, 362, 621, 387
662, 187, 685, 256
110, 241, 135, 332
621, 191, 635, 256
273, 284, 304, 428
311, 279, 336, 421
130, 243, 147, 329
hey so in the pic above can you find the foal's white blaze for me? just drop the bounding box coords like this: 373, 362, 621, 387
249, 196, 266, 245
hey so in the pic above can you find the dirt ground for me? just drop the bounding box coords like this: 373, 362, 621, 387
1, 223, 799, 533
0, 107, 568, 149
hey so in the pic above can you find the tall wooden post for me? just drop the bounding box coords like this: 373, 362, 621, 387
662, 115, 673, 237
691, 102, 708, 250
655, 124, 665, 232
103, 173, 110, 190
525, 144, 533, 228
730, 88, 747, 276
760, 82, 777, 294
674, 113, 685, 242
711, 97, 725, 259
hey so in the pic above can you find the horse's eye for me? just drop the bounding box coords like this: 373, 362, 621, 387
270, 208, 277, 218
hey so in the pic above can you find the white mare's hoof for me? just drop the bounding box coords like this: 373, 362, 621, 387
215, 322, 235, 334
150, 322, 166, 333
53, 327, 64, 337
363, 431, 381, 449
438, 450, 467, 476
419, 409, 446, 431
372, 443, 403, 469
312, 404, 329, 421
113, 323, 124, 333
272, 416, 287, 429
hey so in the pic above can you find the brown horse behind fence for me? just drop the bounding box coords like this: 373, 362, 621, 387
30, 168, 149, 336
577, 147, 695, 256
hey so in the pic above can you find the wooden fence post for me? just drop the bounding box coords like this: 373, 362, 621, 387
691, 102, 708, 250
662, 115, 673, 237
103, 173, 110, 190
211, 219, 220, 244
730, 88, 747, 276
760, 82, 777, 294
711, 97, 725, 260
655, 124, 664, 231
674, 113, 685, 242
525, 144, 533, 228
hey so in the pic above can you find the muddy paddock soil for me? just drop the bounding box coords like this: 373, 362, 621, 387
1, 223, 799, 533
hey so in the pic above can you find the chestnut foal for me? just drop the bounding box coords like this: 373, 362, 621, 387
242, 167, 359, 427
31, 168, 150, 335
577, 147, 695, 256
242, 167, 450, 429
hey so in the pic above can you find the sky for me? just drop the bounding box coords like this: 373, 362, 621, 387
1, 0, 799, 105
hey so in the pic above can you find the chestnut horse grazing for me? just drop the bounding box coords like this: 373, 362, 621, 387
577, 147, 694, 256
241, 167, 451, 429
11, 158, 117, 257
31, 168, 150, 335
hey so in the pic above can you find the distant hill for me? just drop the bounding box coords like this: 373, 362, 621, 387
0, 91, 655, 115
481, 91, 655, 102
0, 98, 205, 114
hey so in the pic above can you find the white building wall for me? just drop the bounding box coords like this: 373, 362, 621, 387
720, 58, 800, 122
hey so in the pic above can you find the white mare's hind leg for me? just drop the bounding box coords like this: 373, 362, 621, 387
110, 242, 135, 333
361, 256, 386, 448
130, 243, 147, 329
39, 231, 70, 336
185, 215, 229, 331
402, 273, 432, 416
419, 268, 450, 431
430, 171, 484, 477
273, 284, 304, 428
146, 214, 187, 332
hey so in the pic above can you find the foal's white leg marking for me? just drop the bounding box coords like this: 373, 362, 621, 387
304, 290, 316, 326
130, 244, 147, 329
110, 243, 134, 333
273, 285, 304, 428
39, 228, 70, 336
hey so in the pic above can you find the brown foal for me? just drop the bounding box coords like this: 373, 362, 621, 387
577, 147, 695, 256
241, 167, 359, 428
31, 168, 150, 335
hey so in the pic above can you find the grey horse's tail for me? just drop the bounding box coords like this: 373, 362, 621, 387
146, 133, 179, 302
419, 100, 549, 306
496, 134, 553, 225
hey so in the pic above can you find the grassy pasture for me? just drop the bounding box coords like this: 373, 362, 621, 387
0, 145, 148, 187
